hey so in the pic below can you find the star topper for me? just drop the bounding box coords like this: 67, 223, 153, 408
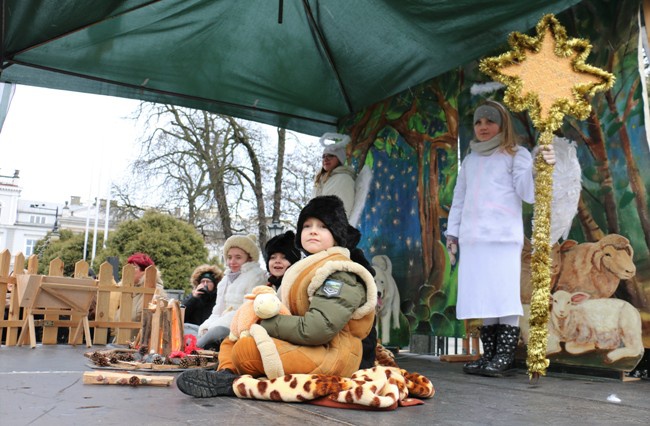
479, 14, 614, 133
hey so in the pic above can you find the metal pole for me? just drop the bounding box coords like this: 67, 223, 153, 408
103, 179, 111, 249
82, 183, 92, 261
91, 197, 100, 265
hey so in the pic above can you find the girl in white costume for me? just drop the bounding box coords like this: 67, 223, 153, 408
446, 100, 555, 377
313, 136, 356, 217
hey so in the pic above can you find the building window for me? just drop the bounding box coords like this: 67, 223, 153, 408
29, 215, 46, 224
25, 239, 38, 256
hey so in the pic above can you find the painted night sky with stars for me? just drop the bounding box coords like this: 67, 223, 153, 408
356, 140, 425, 305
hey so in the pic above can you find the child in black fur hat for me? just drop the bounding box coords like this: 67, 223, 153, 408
177, 195, 378, 398
264, 230, 301, 291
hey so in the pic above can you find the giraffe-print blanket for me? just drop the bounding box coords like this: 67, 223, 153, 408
233, 365, 434, 410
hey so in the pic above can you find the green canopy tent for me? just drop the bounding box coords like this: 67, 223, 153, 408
1, 0, 580, 136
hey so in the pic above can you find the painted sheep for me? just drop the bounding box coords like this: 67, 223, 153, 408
547, 290, 644, 363
552, 234, 636, 299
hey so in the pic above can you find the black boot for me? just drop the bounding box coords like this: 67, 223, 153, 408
463, 324, 498, 375
482, 325, 520, 377
176, 368, 239, 398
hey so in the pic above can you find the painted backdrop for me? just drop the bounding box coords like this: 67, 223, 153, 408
339, 0, 648, 372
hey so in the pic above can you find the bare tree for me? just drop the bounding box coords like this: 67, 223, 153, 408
119, 103, 317, 250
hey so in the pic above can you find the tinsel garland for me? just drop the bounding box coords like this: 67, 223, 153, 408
527, 130, 554, 377
478, 14, 614, 379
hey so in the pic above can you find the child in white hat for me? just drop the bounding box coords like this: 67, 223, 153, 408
197, 234, 267, 350
313, 133, 356, 217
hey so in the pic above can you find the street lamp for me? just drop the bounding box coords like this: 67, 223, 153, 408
268, 220, 284, 237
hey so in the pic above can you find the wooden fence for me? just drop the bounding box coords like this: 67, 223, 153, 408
1, 249, 159, 347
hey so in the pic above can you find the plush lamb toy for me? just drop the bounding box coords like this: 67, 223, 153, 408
229, 285, 291, 342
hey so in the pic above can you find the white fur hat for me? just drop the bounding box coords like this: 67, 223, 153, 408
223, 234, 260, 263
320, 132, 350, 165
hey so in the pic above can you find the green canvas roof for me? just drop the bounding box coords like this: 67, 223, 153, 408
1, 0, 581, 136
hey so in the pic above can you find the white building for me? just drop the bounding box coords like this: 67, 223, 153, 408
0, 172, 116, 268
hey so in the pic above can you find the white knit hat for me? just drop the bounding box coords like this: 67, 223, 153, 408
223, 234, 260, 263
320, 132, 350, 165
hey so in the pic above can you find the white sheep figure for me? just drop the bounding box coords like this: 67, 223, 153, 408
552, 234, 636, 299
548, 290, 644, 363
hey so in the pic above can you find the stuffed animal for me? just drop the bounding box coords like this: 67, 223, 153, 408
229, 285, 290, 341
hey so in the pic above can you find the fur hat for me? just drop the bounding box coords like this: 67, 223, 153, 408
223, 234, 260, 263
264, 231, 301, 271
320, 133, 350, 166
190, 264, 223, 288
296, 196, 359, 251
127, 252, 155, 269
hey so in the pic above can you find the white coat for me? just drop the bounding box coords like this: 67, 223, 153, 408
447, 146, 535, 319
198, 261, 267, 335
447, 147, 535, 244
313, 165, 356, 217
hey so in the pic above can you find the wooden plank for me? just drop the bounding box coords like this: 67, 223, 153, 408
439, 354, 480, 363
39, 286, 91, 312
140, 310, 152, 350
150, 305, 162, 354
67, 265, 95, 344
620, 372, 641, 382
93, 262, 114, 344
142, 265, 157, 310
116, 265, 136, 344
16, 275, 42, 308
90, 320, 141, 329
82, 371, 174, 387
161, 306, 171, 356
4, 253, 25, 346
42, 257, 64, 345
171, 299, 185, 352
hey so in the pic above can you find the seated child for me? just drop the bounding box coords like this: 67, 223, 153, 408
177, 195, 378, 397
264, 230, 301, 291
196, 234, 267, 350
182, 264, 223, 337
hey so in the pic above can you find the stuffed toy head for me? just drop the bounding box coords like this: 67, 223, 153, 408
229, 286, 290, 341
254, 293, 284, 319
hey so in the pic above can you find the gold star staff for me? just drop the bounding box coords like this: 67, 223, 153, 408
478, 14, 614, 380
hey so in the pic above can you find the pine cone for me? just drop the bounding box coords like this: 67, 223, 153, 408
198, 356, 208, 367
110, 356, 118, 364
139, 346, 149, 356
152, 355, 164, 365
121, 353, 135, 362
96, 356, 110, 367
178, 358, 190, 369
90, 351, 103, 363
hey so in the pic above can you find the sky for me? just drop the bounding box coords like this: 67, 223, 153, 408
0, 85, 320, 207
0, 85, 141, 205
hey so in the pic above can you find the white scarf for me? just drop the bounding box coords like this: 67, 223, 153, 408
470, 133, 503, 156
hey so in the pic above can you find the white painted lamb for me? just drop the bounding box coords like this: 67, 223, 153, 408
547, 290, 644, 363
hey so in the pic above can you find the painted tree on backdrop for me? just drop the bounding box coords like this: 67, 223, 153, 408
564, 0, 649, 310
340, 72, 463, 338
